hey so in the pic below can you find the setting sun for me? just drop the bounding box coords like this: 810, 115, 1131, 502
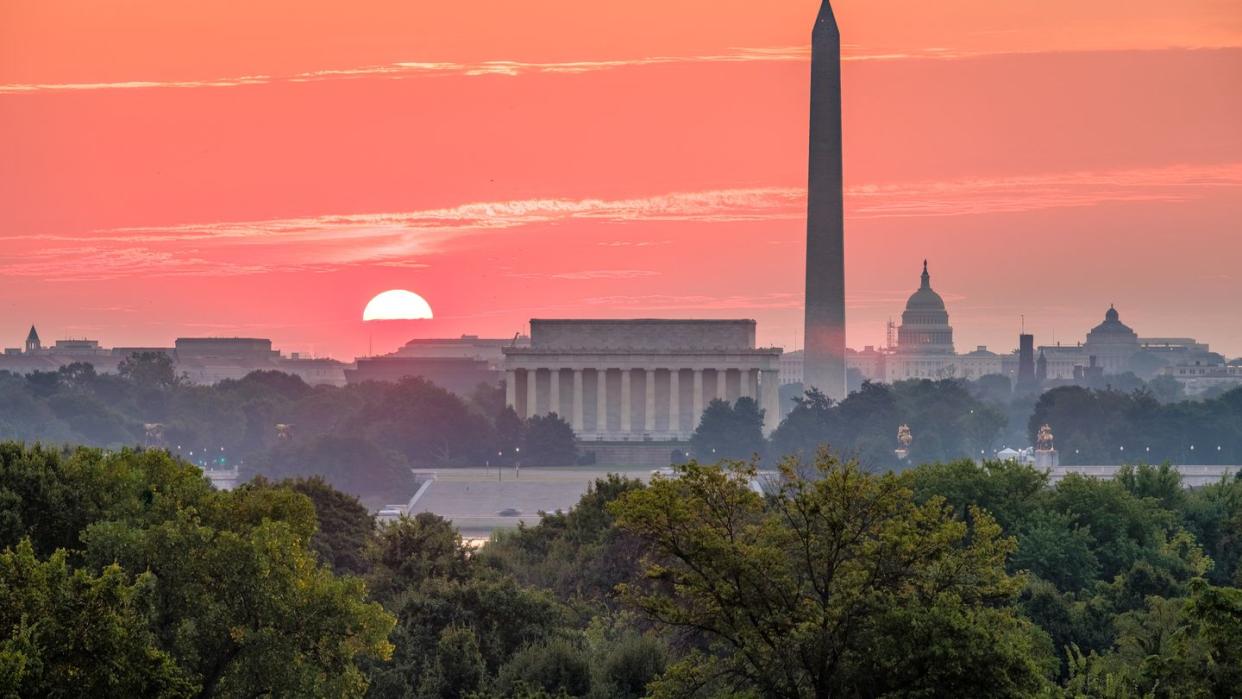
362, 289, 434, 321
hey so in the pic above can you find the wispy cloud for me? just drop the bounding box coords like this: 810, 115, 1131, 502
0, 246, 276, 282
0, 188, 801, 280
849, 163, 1242, 219
3, 44, 1046, 96
4, 163, 1238, 281
0, 47, 811, 95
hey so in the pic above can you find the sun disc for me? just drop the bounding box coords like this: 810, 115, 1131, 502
363, 290, 434, 321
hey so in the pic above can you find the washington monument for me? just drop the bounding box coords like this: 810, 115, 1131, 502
803, 0, 847, 400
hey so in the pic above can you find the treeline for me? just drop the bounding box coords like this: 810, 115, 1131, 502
3, 357, 1241, 500
691, 380, 1242, 469
1032, 384, 1242, 464
0, 357, 576, 501
2, 442, 1239, 697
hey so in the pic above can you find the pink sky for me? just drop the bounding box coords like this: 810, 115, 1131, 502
2, 0, 1240, 359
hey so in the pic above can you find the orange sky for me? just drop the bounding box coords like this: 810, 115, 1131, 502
2, 0, 1240, 359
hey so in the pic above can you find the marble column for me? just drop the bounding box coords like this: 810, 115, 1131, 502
716, 368, 728, 401
505, 370, 516, 409
596, 369, 608, 436
525, 369, 537, 419
572, 369, 584, 432
549, 368, 560, 417
762, 369, 782, 435
668, 369, 681, 437
620, 369, 632, 434
692, 369, 704, 430
644, 369, 656, 433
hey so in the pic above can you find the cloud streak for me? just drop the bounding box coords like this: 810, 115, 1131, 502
3, 163, 1238, 281
1, 44, 1089, 96
0, 47, 810, 95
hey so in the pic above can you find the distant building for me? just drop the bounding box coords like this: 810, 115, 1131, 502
174, 337, 278, 359
959, 346, 1003, 381
1161, 361, 1242, 395
884, 261, 959, 381
1082, 306, 1140, 374
503, 319, 782, 465
50, 339, 109, 357
780, 349, 805, 385
345, 356, 495, 395
390, 335, 527, 370
847, 346, 888, 383
1017, 334, 1036, 390
0, 329, 344, 386
343, 334, 529, 393
277, 356, 348, 387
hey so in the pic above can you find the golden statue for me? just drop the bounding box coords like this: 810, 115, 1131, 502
898, 424, 913, 449
1036, 424, 1055, 452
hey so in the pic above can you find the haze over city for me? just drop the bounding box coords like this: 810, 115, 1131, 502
3, 0, 1240, 358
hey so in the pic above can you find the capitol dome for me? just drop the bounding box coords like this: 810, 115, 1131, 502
904, 262, 947, 311
897, 261, 955, 355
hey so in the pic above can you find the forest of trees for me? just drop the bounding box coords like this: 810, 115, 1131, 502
0, 358, 579, 502
5, 358, 1240, 494
1, 443, 1238, 697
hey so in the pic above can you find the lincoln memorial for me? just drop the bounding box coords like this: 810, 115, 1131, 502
503, 320, 783, 451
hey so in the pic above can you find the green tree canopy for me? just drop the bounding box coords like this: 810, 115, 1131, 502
689, 397, 766, 461
610, 452, 1055, 697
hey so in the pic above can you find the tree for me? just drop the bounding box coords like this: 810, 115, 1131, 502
493, 406, 524, 462
415, 626, 487, 699
903, 459, 1048, 533
368, 513, 473, 602
494, 639, 593, 697
689, 398, 766, 461
1011, 509, 1101, 592
256, 434, 413, 503
361, 377, 494, 467
768, 388, 834, 460
56, 361, 98, 386
277, 476, 374, 575
1117, 462, 1184, 512
0, 540, 195, 698
0, 444, 394, 698
1147, 375, 1185, 404
522, 413, 578, 466
484, 475, 647, 602
611, 453, 1055, 697
82, 499, 395, 698
1043, 474, 1178, 585
118, 351, 183, 389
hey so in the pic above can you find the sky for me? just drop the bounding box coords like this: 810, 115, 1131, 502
2, 0, 1241, 359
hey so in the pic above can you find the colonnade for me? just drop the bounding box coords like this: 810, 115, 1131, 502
504, 365, 781, 440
